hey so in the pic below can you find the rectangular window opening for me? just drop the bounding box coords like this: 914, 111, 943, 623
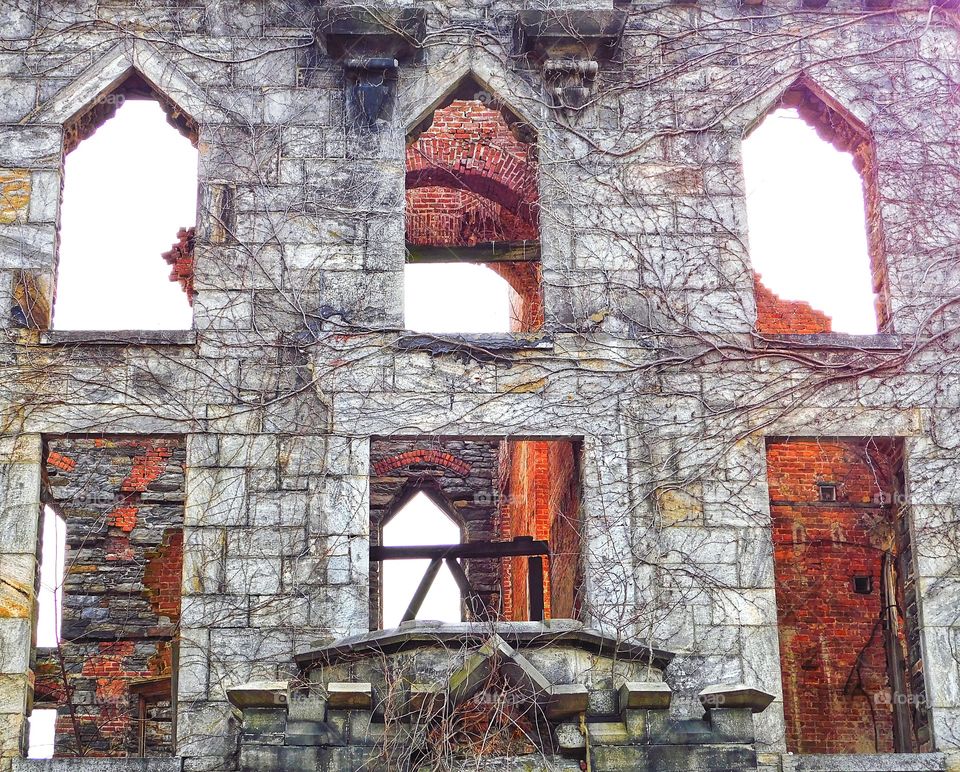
766, 437, 930, 755
369, 437, 582, 630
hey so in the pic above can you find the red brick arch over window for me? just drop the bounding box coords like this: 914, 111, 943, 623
372, 450, 472, 477
405, 100, 538, 244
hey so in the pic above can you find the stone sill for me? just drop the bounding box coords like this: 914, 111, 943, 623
782, 752, 947, 771
37, 330, 197, 346
762, 333, 902, 350
395, 332, 554, 360
14, 760, 182, 772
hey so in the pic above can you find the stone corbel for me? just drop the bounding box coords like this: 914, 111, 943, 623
316, 6, 426, 128
514, 10, 626, 111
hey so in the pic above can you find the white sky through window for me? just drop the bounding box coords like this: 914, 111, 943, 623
54, 100, 196, 330
404, 263, 512, 333
382, 492, 462, 628
743, 108, 878, 334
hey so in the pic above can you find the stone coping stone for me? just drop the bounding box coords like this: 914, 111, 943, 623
14, 760, 183, 772
762, 333, 902, 350
395, 332, 555, 360
294, 619, 673, 670
39, 329, 197, 346
781, 753, 947, 772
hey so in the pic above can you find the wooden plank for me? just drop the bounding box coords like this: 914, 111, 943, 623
445, 557, 485, 617
528, 556, 544, 622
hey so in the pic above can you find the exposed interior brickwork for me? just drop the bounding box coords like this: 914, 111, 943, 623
487, 261, 544, 333
161, 227, 195, 305
754, 273, 832, 334
498, 440, 581, 621
406, 100, 537, 233
369, 438, 580, 628
35, 437, 185, 757
368, 438, 502, 629
766, 438, 926, 754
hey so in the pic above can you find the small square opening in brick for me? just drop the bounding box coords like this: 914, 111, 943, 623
817, 483, 837, 502
852, 575, 873, 594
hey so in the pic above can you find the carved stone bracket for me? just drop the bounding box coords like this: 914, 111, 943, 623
514, 10, 626, 110
316, 6, 426, 128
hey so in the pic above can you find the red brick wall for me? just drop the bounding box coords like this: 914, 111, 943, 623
754, 273, 832, 334
767, 438, 901, 753
406, 100, 537, 236
487, 261, 544, 332
405, 100, 542, 332
499, 440, 580, 621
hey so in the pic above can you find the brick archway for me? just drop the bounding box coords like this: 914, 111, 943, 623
405, 99, 538, 243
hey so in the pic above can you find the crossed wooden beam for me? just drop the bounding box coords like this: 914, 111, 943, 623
370, 536, 549, 623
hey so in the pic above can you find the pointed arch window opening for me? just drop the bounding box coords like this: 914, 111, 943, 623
41, 72, 199, 331
743, 82, 888, 336
381, 490, 465, 628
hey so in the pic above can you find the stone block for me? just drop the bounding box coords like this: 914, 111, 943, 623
326, 682, 372, 709
698, 684, 775, 713
620, 681, 673, 711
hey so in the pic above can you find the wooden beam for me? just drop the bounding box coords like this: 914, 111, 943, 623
405, 242, 540, 264
371, 536, 549, 562
444, 557, 485, 618
401, 557, 443, 623
528, 556, 545, 622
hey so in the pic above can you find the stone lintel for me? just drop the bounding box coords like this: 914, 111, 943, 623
514, 10, 627, 59
226, 680, 289, 710
316, 7, 426, 61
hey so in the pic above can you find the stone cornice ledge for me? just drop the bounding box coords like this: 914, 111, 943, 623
14, 760, 183, 772
295, 619, 674, 671
37, 329, 197, 346
762, 333, 902, 350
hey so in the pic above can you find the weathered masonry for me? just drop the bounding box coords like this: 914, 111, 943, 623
1, 1, 959, 771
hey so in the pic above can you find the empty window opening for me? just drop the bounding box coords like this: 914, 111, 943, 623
36, 505, 65, 648
53, 84, 198, 330
405, 94, 541, 334
382, 491, 463, 628
743, 85, 884, 335
34, 437, 186, 757
766, 438, 929, 754
369, 438, 581, 630
27, 709, 57, 759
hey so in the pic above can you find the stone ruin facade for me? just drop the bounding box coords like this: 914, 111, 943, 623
0, 1, 959, 771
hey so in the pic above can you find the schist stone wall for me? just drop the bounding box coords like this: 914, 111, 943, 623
0, 1, 958, 771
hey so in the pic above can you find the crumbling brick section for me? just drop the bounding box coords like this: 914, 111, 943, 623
754, 273, 832, 334
162, 227, 195, 304
766, 438, 925, 754
35, 437, 185, 757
